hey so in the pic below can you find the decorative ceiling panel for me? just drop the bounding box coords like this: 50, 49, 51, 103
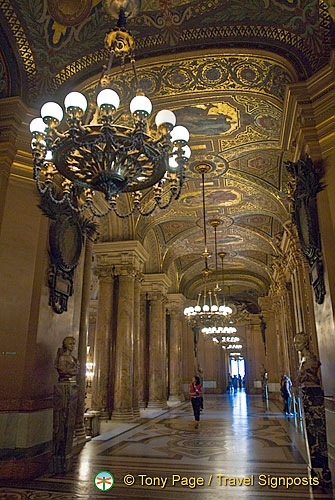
1, 1, 333, 100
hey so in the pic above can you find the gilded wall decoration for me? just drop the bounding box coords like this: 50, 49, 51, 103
0, 47, 10, 97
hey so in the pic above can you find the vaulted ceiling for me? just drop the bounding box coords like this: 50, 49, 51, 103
0, 0, 334, 309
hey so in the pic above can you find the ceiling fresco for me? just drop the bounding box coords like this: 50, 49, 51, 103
0, 1, 333, 305
0, 0, 333, 100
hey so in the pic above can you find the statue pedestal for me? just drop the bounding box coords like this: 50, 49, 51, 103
300, 385, 332, 491
53, 382, 78, 474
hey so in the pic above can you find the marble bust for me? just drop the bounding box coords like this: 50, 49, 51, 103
294, 332, 320, 386
55, 336, 80, 383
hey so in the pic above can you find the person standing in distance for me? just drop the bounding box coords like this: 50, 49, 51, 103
198, 366, 204, 411
281, 374, 293, 416
189, 375, 202, 428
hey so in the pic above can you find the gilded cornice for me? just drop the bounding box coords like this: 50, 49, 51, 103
281, 50, 335, 160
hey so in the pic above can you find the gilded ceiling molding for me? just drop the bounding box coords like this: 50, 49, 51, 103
0, 0, 36, 95
80, 51, 295, 103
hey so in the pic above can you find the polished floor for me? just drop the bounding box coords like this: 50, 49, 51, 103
1, 392, 333, 499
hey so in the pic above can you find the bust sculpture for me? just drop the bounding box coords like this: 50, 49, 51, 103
294, 331, 320, 386
55, 336, 80, 382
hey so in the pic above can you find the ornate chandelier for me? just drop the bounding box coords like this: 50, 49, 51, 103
29, 7, 191, 218
184, 167, 232, 327
202, 326, 237, 335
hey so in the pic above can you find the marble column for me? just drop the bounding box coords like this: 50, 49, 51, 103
93, 241, 149, 421
147, 291, 167, 408
259, 296, 280, 393
75, 234, 94, 441
138, 293, 148, 408
132, 275, 142, 416
167, 294, 185, 402
91, 270, 113, 419
112, 267, 135, 420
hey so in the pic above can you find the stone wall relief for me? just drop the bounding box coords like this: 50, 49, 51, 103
39, 195, 97, 314
285, 155, 325, 304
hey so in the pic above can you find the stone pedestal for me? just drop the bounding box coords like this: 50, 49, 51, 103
300, 385, 332, 491
53, 382, 78, 474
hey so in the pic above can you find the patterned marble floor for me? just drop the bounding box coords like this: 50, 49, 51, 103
1, 392, 334, 499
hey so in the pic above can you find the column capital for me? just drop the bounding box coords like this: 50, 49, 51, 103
95, 266, 114, 280
114, 264, 137, 278
147, 291, 165, 302
141, 273, 171, 296
167, 293, 186, 314
94, 240, 149, 273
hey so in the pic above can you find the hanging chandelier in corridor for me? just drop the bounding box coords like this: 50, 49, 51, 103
184, 164, 232, 328
30, 6, 191, 219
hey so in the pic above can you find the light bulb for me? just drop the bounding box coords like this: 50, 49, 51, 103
130, 95, 152, 115
45, 150, 53, 161
155, 109, 176, 127
97, 89, 120, 109
194, 305, 201, 312
30, 118, 47, 134
168, 155, 178, 170
64, 92, 87, 112
170, 125, 189, 143
41, 102, 63, 122
211, 305, 218, 312
203, 304, 209, 312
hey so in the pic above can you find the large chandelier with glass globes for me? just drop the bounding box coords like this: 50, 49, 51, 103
29, 6, 191, 218
184, 169, 232, 328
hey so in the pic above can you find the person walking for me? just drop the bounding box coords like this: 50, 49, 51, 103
189, 376, 202, 428
281, 374, 293, 416
198, 366, 204, 411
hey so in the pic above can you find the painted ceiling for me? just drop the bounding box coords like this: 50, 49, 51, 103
0, 0, 334, 101
0, 0, 334, 307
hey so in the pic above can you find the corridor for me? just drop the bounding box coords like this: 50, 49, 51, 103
0, 393, 332, 499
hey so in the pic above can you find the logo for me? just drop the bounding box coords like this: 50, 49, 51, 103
94, 471, 114, 491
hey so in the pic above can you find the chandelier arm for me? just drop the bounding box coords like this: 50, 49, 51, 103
112, 205, 136, 218
87, 201, 114, 218
172, 176, 184, 200
33, 166, 49, 195
137, 204, 157, 217
156, 191, 174, 210
65, 196, 89, 214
